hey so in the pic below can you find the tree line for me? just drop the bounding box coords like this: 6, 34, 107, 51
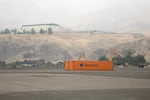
98, 53, 147, 66
0, 28, 53, 34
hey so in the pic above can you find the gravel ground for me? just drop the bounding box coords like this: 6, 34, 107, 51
0, 66, 150, 100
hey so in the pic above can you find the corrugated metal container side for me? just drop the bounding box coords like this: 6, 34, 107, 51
64, 60, 113, 71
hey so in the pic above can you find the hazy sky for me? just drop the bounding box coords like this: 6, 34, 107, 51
0, 0, 150, 33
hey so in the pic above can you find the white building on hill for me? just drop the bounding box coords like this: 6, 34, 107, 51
21, 23, 62, 33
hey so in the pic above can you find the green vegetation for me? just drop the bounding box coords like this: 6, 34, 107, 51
40, 28, 45, 34
0, 61, 6, 68
31, 28, 36, 34
98, 56, 108, 61
4, 28, 10, 34
112, 54, 146, 66
98, 53, 146, 66
0, 59, 46, 68
15, 59, 45, 66
0, 29, 11, 34
48, 28, 53, 34
0, 27, 54, 35
113, 55, 125, 65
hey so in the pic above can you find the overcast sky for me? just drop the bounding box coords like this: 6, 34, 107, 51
0, 0, 150, 33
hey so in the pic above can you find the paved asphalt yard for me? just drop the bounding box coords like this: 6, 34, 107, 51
0, 67, 150, 100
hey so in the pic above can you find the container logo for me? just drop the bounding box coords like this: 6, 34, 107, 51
80, 63, 98, 67
85, 64, 98, 67
80, 63, 84, 67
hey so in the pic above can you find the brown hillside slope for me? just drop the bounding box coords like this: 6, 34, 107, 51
0, 33, 148, 62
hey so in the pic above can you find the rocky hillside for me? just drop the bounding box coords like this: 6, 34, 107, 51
0, 33, 149, 62
90, 36, 150, 62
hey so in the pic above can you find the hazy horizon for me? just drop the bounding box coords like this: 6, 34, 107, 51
0, 0, 150, 33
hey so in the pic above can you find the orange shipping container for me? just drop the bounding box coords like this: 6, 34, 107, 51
65, 60, 113, 71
